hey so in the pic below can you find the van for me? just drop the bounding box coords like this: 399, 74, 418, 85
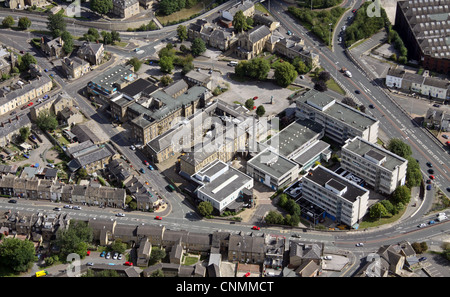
228, 61, 238, 66
35, 270, 48, 277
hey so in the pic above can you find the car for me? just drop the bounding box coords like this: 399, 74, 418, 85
418, 223, 427, 228
433, 104, 440, 107
437, 212, 447, 217
20, 50, 24, 54
447, 187, 450, 192
253, 96, 258, 100
428, 169, 434, 174
73, 206, 81, 210
369, 104, 374, 109
113, 253, 118, 260
50, 74, 54, 78
8, 199, 17, 204
292, 234, 302, 238
443, 135, 449, 139
426, 179, 432, 184
130, 145, 136, 151
87, 251, 91, 256
426, 185, 432, 191
44, 69, 48, 72
64, 205, 72, 209
118, 254, 123, 260
419, 257, 427, 262
429, 175, 435, 179
323, 255, 333, 260
53, 207, 61, 211
252, 226, 260, 231
244, 272, 251, 277
10, 111, 16, 116
100, 251, 106, 257
426, 162, 432, 167
144, 160, 149, 166
287, 30, 292, 35
352, 9, 357, 12
148, 165, 154, 170
106, 252, 111, 259
140, 168, 145, 174
208, 69, 213, 74
124, 261, 133, 266
155, 216, 162, 220
116, 213, 125, 217
27, 102, 33, 107
86, 262, 94, 266
356, 243, 364, 247
48, 163, 55, 168
428, 220, 435, 224
355, 90, 361, 94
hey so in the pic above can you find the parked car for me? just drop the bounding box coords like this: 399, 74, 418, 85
130, 145, 136, 151
292, 233, 301, 238
253, 96, 258, 100
419, 257, 427, 262
418, 223, 426, 228
113, 252, 118, 260
64, 205, 72, 209
428, 169, 434, 174
429, 220, 435, 224
106, 252, 111, 259
86, 262, 94, 266
429, 175, 435, 179
53, 207, 61, 211
73, 206, 81, 210
443, 135, 449, 139
148, 165, 154, 170
116, 213, 125, 217
8, 199, 17, 204
124, 261, 133, 266
47, 163, 55, 168
426, 185, 432, 191
118, 254, 123, 260
252, 226, 260, 231
355, 243, 364, 247
244, 272, 251, 277
86, 251, 90, 256
155, 216, 162, 220
140, 168, 145, 174
323, 255, 333, 260
100, 251, 106, 257
144, 160, 149, 166
426, 162, 432, 167
369, 104, 374, 109
426, 179, 432, 184
433, 104, 440, 107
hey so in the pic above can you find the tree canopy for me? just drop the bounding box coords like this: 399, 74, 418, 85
387, 138, 412, 159
55, 220, 93, 261
0, 238, 36, 273
191, 38, 206, 57
36, 110, 58, 132
274, 62, 298, 87
47, 12, 67, 38
18, 17, 32, 30
198, 201, 213, 217
177, 25, 188, 42
232, 10, 249, 32
90, 0, 113, 15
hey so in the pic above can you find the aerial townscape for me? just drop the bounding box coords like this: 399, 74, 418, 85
0, 0, 449, 282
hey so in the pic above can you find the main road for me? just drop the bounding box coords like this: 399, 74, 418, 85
267, 0, 450, 194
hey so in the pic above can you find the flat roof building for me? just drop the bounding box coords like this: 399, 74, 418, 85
341, 136, 408, 194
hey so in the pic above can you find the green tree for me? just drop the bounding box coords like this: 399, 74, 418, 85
19, 127, 30, 143
191, 38, 206, 57
405, 157, 422, 187
274, 62, 298, 87
292, 57, 310, 74
55, 221, 93, 261
36, 110, 58, 131
160, 75, 173, 86
149, 249, 166, 265
78, 167, 88, 178
232, 10, 249, 32
285, 198, 301, 216
2, 16, 14, 28
277, 193, 288, 208
387, 138, 412, 159
111, 30, 121, 43
369, 202, 388, 219
177, 25, 188, 42
392, 185, 411, 205
61, 31, 74, 54
110, 239, 126, 254
90, 0, 113, 15
256, 105, 265, 117
101, 31, 113, 45
150, 269, 164, 277
159, 55, 174, 73
380, 200, 394, 215
284, 214, 300, 226
19, 53, 37, 72
0, 238, 37, 273
245, 98, 254, 110
47, 12, 67, 38
84, 28, 100, 42
18, 17, 32, 30
264, 210, 285, 225
128, 57, 143, 72
198, 201, 213, 217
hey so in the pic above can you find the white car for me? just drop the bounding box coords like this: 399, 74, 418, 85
356, 243, 364, 247
437, 212, 447, 217
118, 254, 123, 260
130, 145, 136, 151
437, 216, 448, 222
418, 223, 427, 228
322, 255, 332, 260
73, 206, 81, 210
64, 205, 72, 209
116, 213, 125, 217
113, 252, 118, 260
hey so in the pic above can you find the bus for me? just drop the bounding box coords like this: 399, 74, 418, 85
35, 270, 48, 277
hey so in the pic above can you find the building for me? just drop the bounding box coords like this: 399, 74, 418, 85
295, 89, 379, 145
40, 36, 64, 58
0, 114, 32, 147
424, 107, 445, 128
192, 160, 253, 214
112, 0, 140, 19
67, 143, 119, 174
235, 25, 272, 60
227, 233, 265, 264
184, 70, 212, 90
61, 57, 90, 79
394, 0, 450, 74
188, 20, 237, 51
301, 165, 369, 228
77, 42, 105, 66
272, 35, 320, 69
138, 0, 153, 9
246, 148, 300, 190
253, 13, 280, 32
86, 64, 136, 100
341, 136, 408, 194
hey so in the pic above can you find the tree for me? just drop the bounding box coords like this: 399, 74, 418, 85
19, 53, 37, 72
78, 167, 88, 178
274, 62, 298, 87
387, 138, 412, 159
36, 110, 58, 131
232, 10, 249, 32
256, 105, 265, 117
369, 202, 388, 219
160, 75, 173, 86
90, 0, 113, 15
84, 28, 100, 42
264, 211, 285, 225
392, 185, 411, 205
61, 31, 74, 54
110, 239, 126, 254
405, 157, 422, 187
19, 127, 30, 143
284, 214, 300, 226
292, 57, 310, 74
177, 25, 188, 42
359, 104, 366, 113
318, 71, 331, 82
0, 238, 37, 273
341, 97, 358, 108
314, 80, 328, 92
285, 199, 301, 216
47, 12, 67, 38
245, 99, 254, 110
159, 55, 174, 73
55, 221, 93, 261
380, 200, 394, 215
149, 249, 166, 265
111, 30, 121, 43
150, 269, 164, 277
2, 16, 14, 28
101, 31, 113, 45
191, 38, 206, 57
18, 17, 31, 30
277, 194, 289, 208
198, 201, 213, 217
128, 57, 143, 72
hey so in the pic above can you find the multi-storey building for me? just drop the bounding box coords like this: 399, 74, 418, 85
341, 136, 408, 195
302, 165, 370, 228
112, 0, 140, 19
61, 57, 90, 79
295, 89, 379, 145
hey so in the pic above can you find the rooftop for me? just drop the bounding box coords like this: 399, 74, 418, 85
248, 149, 298, 179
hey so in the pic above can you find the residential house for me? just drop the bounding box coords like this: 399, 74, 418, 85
289, 241, 323, 268
41, 36, 65, 58
424, 107, 445, 128
227, 233, 265, 264
61, 57, 90, 79
112, 0, 140, 19
136, 237, 152, 267
77, 42, 105, 66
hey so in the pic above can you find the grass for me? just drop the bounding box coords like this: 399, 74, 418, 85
156, 0, 214, 25
358, 207, 407, 229
182, 256, 199, 266
255, 3, 270, 15
326, 77, 346, 95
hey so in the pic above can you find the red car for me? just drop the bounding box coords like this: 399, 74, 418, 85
253, 96, 258, 100
253, 106, 256, 110
244, 272, 251, 277
144, 160, 149, 166
27, 102, 33, 107
352, 9, 357, 13
252, 226, 260, 231
86, 251, 91, 256
429, 175, 435, 179
124, 261, 133, 266
155, 216, 162, 220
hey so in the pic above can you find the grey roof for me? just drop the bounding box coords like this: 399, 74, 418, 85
71, 124, 102, 144
78, 42, 103, 57
246, 25, 271, 43
248, 149, 298, 180
291, 140, 330, 167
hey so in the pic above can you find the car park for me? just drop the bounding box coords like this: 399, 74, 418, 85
140, 168, 145, 174
118, 254, 123, 260
428, 169, 434, 174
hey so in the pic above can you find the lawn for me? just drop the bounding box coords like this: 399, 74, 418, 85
156, 0, 214, 25
326, 77, 346, 95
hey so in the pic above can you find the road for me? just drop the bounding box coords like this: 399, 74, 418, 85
267, 0, 450, 194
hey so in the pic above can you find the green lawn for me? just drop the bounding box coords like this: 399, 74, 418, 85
156, 0, 214, 25
326, 78, 346, 95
